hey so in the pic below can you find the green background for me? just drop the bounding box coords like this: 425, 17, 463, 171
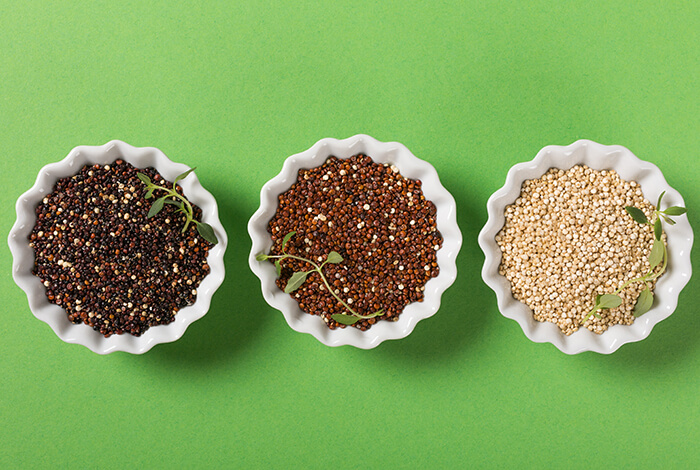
1, 1, 698, 468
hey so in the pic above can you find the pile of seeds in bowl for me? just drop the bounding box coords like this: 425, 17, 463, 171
496, 165, 660, 335
266, 154, 443, 330
29, 160, 212, 337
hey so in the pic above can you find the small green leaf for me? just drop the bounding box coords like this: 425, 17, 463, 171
174, 168, 196, 185
655, 191, 665, 210
326, 251, 343, 264
625, 206, 649, 225
284, 271, 309, 294
137, 173, 152, 185
195, 222, 218, 244
281, 231, 296, 250
145, 188, 154, 199
654, 217, 662, 241
583, 298, 603, 322
649, 239, 664, 268
275, 259, 281, 277
255, 253, 269, 261
662, 206, 687, 216
590, 305, 602, 319
147, 197, 166, 218
331, 314, 360, 325
597, 294, 622, 310
660, 214, 676, 225
634, 287, 654, 316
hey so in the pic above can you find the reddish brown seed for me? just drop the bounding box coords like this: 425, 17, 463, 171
267, 154, 442, 330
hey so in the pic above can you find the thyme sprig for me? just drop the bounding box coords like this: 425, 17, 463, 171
256, 231, 384, 325
136, 168, 218, 245
582, 191, 686, 324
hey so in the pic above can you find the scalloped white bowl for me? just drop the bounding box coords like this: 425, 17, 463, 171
248, 134, 462, 348
478, 140, 693, 354
8, 140, 227, 354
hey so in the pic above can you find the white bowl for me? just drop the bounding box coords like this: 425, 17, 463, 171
8, 140, 227, 354
478, 139, 693, 354
248, 134, 462, 348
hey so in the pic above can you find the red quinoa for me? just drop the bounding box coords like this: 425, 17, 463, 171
267, 154, 443, 330
29, 160, 212, 337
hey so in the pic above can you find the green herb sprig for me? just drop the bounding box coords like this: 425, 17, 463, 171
582, 191, 686, 324
256, 231, 384, 325
136, 168, 218, 245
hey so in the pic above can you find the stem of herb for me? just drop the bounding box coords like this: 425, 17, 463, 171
260, 232, 383, 323
265, 253, 369, 317
581, 193, 684, 325
136, 169, 219, 244
266, 254, 320, 270
609, 246, 667, 296
169, 191, 195, 232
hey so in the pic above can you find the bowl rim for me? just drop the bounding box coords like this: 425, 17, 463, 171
8, 140, 228, 354
247, 134, 462, 348
478, 139, 694, 354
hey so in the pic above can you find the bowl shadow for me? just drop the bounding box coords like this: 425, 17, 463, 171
585, 263, 699, 372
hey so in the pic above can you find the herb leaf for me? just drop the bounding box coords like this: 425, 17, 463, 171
195, 222, 219, 244
255, 253, 269, 261
275, 259, 281, 276
137, 168, 218, 245
148, 197, 166, 218
585, 302, 602, 321
660, 214, 676, 225
597, 294, 622, 310
137, 172, 152, 185
282, 231, 296, 250
331, 314, 360, 325
625, 206, 649, 225
648, 239, 664, 268
284, 271, 309, 294
663, 206, 687, 216
634, 287, 654, 316
174, 168, 196, 185
654, 217, 662, 240
326, 251, 343, 264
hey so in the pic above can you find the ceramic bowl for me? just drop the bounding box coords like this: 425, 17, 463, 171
478, 139, 693, 354
8, 140, 227, 354
248, 134, 462, 348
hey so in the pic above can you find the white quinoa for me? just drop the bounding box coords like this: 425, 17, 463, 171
496, 165, 662, 335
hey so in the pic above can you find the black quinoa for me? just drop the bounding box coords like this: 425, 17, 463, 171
29, 160, 212, 337
267, 154, 443, 330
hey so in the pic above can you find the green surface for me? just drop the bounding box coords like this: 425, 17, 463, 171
1, 1, 698, 468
